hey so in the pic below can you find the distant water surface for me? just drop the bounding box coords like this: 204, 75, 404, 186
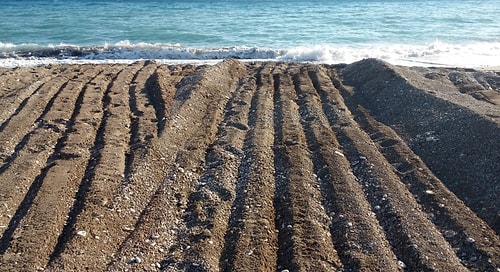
1, 0, 499, 67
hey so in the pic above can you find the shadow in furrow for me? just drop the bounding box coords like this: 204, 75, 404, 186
0, 131, 34, 175
144, 69, 166, 136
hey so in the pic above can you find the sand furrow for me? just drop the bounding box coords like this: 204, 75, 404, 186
0, 66, 55, 98
123, 61, 159, 188
272, 64, 343, 271
220, 63, 278, 272
153, 65, 258, 271
353, 105, 500, 271
45, 65, 126, 264
0, 66, 58, 124
0, 67, 76, 164
0, 66, 41, 98
0, 66, 105, 270
164, 64, 260, 271
296, 65, 400, 271
105, 59, 246, 270
48, 62, 144, 270
102, 64, 187, 246
149, 64, 199, 136
322, 68, 469, 271
0, 67, 102, 252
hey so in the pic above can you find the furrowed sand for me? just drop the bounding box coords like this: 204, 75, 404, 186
0, 59, 499, 271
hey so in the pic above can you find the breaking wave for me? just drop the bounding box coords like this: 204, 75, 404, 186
1, 40, 499, 68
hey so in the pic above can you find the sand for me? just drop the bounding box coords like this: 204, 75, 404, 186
0, 59, 499, 271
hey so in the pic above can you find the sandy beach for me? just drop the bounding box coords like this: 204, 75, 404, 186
0, 59, 499, 271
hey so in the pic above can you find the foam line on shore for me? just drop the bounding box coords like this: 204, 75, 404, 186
1, 41, 499, 68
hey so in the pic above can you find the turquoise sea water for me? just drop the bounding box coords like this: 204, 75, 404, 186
1, 0, 500, 67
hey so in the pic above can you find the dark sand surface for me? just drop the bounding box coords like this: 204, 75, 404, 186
0, 59, 499, 271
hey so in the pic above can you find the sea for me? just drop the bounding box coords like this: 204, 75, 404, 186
1, 0, 499, 67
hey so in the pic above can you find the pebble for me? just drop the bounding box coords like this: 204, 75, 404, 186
334, 150, 345, 157
443, 230, 456, 238
123, 226, 134, 232
76, 230, 87, 237
466, 237, 475, 243
397, 260, 406, 269
129, 256, 142, 264
425, 136, 439, 142
425, 190, 435, 195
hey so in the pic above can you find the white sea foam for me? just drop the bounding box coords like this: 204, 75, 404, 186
277, 42, 500, 67
1, 41, 499, 68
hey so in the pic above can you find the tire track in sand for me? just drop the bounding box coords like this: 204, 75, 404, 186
124, 61, 160, 179
0, 67, 77, 165
97, 64, 193, 271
